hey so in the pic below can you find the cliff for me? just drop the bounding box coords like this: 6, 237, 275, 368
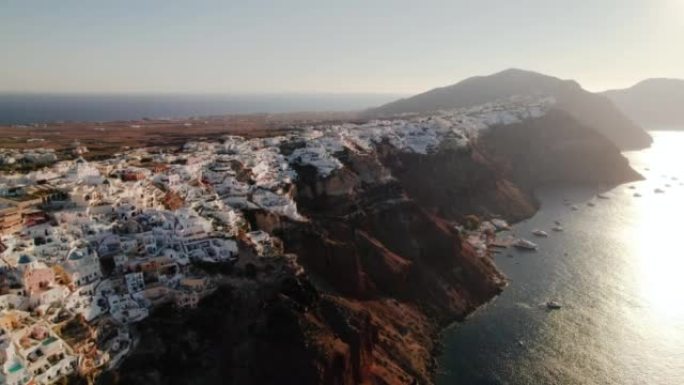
97, 111, 640, 385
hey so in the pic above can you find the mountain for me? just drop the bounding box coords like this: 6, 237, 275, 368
603, 78, 684, 129
366, 69, 652, 150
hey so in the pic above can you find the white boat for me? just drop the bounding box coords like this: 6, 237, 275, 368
634, 193, 642, 197
491, 218, 510, 230
655, 188, 665, 194
570, 205, 579, 211
532, 229, 549, 237
597, 194, 610, 199
546, 301, 562, 310
552, 225, 564, 232
513, 239, 538, 250
587, 202, 596, 207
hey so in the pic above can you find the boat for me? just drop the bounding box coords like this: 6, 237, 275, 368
553, 220, 561, 226
634, 193, 642, 197
597, 194, 610, 199
570, 205, 579, 211
587, 202, 596, 207
513, 239, 538, 251
552, 225, 564, 232
546, 301, 562, 310
491, 218, 510, 231
628, 185, 636, 190
532, 229, 549, 237
654, 188, 665, 194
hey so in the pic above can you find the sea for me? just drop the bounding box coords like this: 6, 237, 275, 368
437, 130, 684, 385
0, 93, 402, 125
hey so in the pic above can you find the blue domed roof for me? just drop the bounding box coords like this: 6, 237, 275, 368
68, 251, 84, 260
18, 255, 33, 264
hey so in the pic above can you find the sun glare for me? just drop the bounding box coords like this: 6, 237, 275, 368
625, 135, 684, 321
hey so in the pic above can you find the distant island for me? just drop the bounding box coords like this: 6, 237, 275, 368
603, 78, 684, 129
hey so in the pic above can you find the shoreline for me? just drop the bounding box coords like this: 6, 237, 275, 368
428, 175, 643, 383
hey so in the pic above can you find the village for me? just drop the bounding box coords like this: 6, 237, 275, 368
0, 96, 552, 385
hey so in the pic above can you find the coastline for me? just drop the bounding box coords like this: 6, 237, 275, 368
429, 176, 642, 383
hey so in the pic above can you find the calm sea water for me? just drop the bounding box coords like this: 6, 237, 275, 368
0, 93, 402, 124
438, 130, 684, 385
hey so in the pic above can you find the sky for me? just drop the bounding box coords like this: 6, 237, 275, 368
1, 0, 683, 94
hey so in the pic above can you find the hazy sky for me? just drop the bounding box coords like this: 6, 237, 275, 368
1, 0, 682, 94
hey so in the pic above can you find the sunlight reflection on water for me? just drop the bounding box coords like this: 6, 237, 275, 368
438, 131, 684, 385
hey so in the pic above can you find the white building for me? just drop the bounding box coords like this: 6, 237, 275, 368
124, 272, 145, 294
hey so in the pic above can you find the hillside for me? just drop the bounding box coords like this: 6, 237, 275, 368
603, 78, 684, 129
97, 101, 641, 385
366, 69, 652, 150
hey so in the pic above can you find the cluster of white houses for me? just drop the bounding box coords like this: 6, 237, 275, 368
0, 149, 58, 168
0, 96, 552, 385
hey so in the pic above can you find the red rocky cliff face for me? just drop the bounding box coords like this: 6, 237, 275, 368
274, 147, 521, 384
476, 110, 643, 187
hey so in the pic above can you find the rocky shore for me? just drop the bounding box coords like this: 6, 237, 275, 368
92, 108, 640, 385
